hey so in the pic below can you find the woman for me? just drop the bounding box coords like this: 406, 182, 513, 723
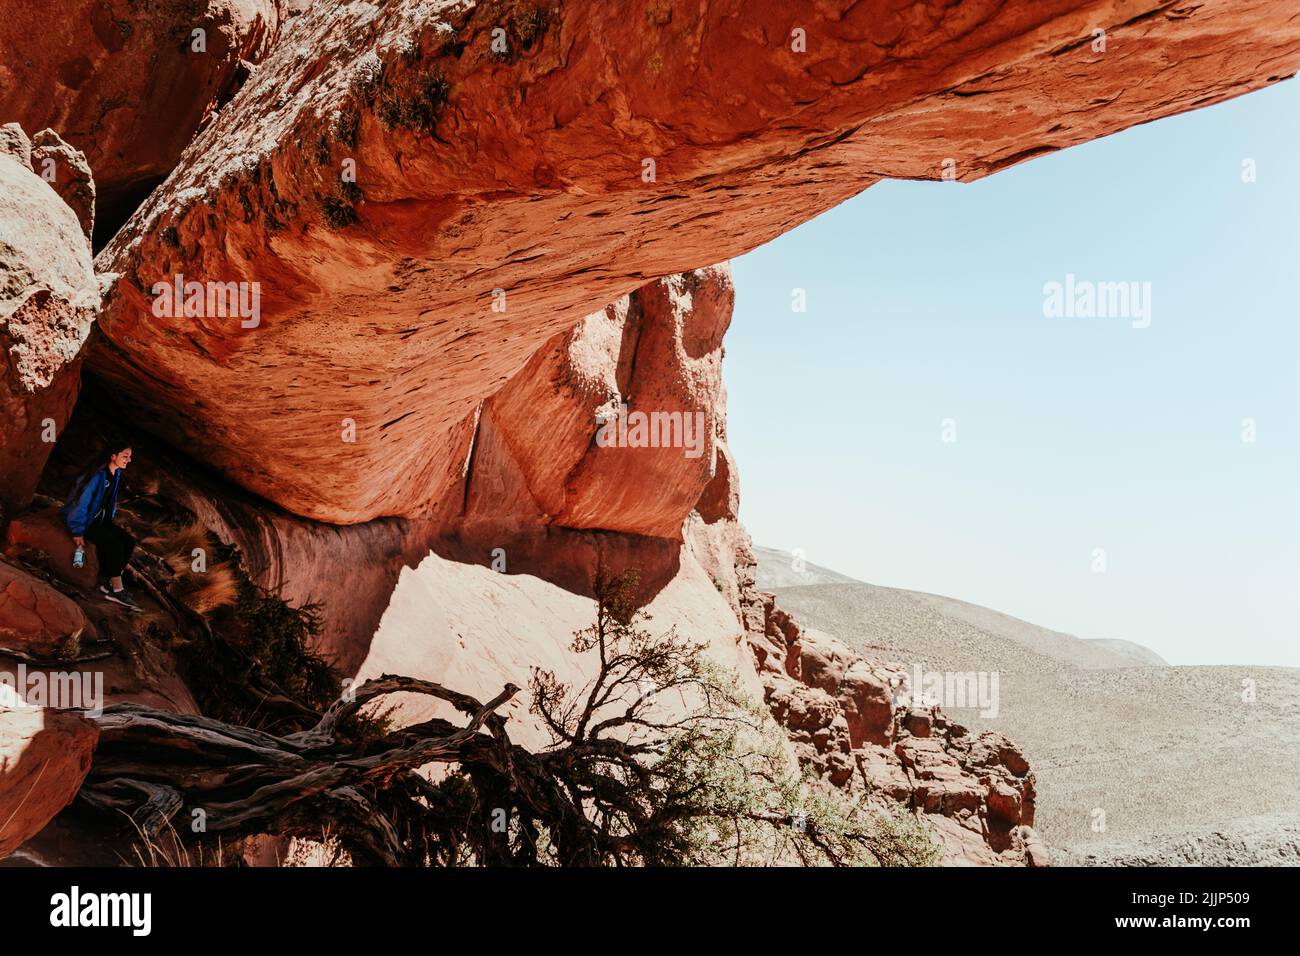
62, 444, 138, 608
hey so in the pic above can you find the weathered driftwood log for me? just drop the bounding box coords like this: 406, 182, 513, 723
80, 676, 522, 865
77, 673, 906, 867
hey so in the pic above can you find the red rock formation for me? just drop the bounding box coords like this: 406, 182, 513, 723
90, 0, 1300, 523
0, 560, 91, 659
17, 266, 732, 669
454, 265, 731, 540
30, 131, 96, 244
0, 125, 98, 519
690, 508, 1042, 865
0, 0, 283, 239
3, 511, 100, 592
169, 479, 439, 673
742, 583, 1042, 865
0, 706, 99, 859
4, 0, 1292, 866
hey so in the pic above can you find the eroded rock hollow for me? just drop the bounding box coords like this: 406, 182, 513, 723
91, 0, 1300, 523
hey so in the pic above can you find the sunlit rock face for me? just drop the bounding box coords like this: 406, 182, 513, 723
452, 265, 733, 542
0, 125, 98, 517
128, 266, 735, 669
90, 0, 1300, 523
0, 706, 100, 859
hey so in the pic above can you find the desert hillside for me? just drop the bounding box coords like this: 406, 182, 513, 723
752, 546, 862, 588
757, 549, 1300, 865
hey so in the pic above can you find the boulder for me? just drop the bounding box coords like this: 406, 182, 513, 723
29, 130, 95, 245
957, 733, 1037, 829
0, 125, 32, 167
1017, 826, 1052, 867
772, 682, 839, 735
967, 732, 1032, 777
896, 735, 960, 776
857, 747, 913, 802
838, 661, 896, 748
790, 628, 856, 691
0, 560, 91, 658
914, 776, 985, 816
922, 813, 1005, 867
0, 126, 98, 517
986, 779, 1024, 825
904, 710, 934, 738
3, 511, 99, 591
455, 266, 733, 540
0, 706, 99, 858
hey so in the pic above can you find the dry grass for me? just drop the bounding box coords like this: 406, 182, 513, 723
141, 519, 239, 615
58, 626, 84, 660
141, 518, 208, 574
152, 826, 355, 867
284, 826, 352, 868
175, 561, 239, 615
126, 818, 232, 868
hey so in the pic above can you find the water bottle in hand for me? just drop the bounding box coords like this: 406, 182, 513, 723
72, 546, 85, 569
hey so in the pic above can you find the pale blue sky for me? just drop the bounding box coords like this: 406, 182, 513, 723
727, 79, 1299, 667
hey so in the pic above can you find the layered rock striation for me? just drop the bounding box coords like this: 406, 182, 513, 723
89, 0, 1300, 523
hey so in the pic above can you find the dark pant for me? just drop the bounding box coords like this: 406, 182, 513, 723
86, 521, 135, 580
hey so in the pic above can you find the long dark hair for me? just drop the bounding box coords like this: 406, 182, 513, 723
87, 442, 132, 475
66, 442, 131, 502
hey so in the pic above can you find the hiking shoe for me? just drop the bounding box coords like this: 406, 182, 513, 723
100, 585, 140, 609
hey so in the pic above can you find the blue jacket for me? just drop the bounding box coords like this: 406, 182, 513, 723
62, 467, 123, 536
